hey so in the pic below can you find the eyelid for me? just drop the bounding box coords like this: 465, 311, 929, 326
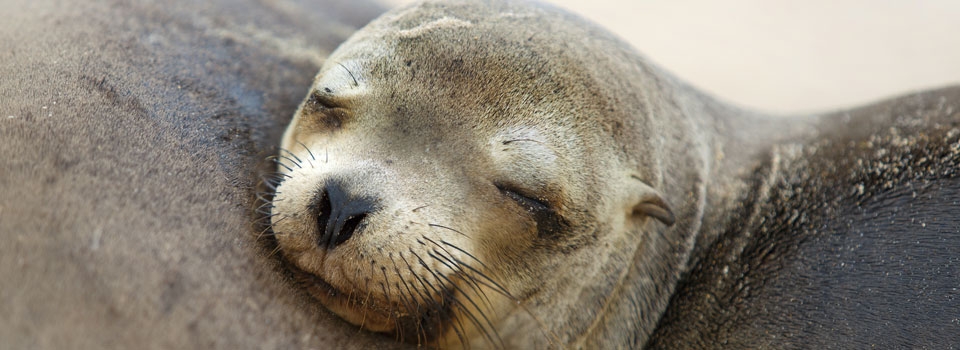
301, 91, 351, 129
495, 183, 551, 210
494, 182, 568, 238
307, 91, 343, 110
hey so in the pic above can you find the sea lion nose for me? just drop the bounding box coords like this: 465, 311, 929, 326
315, 181, 376, 248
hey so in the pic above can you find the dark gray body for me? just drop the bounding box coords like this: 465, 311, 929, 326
649, 87, 960, 349
2, 0, 958, 348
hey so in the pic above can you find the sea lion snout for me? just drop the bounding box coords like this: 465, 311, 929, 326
312, 180, 378, 249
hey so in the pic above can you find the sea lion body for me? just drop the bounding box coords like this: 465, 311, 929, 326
270, 0, 960, 348
650, 88, 960, 348
0, 0, 399, 349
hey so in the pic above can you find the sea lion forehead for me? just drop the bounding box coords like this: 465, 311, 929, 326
333, 1, 577, 75
376, 0, 537, 37
324, 4, 594, 124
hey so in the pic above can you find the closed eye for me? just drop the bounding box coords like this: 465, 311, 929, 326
302, 90, 348, 129
307, 90, 343, 109
495, 183, 567, 238
495, 183, 551, 211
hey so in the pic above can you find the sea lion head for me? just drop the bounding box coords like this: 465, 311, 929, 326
270, 0, 680, 347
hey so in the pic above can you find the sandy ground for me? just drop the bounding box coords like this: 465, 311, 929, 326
380, 0, 960, 114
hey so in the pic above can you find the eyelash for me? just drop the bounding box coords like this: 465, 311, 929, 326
303, 92, 347, 129
495, 183, 551, 211
495, 183, 568, 238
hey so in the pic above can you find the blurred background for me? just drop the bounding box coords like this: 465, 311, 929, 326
380, 0, 960, 114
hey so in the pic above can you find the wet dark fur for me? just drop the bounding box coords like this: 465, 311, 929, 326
648, 88, 960, 348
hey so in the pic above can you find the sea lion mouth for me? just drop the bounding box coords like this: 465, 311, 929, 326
288, 263, 459, 344
289, 267, 396, 333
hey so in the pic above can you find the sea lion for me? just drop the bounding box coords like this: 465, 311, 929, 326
269, 0, 960, 348
269, 0, 712, 346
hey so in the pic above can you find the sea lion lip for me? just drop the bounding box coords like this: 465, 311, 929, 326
289, 262, 460, 342
300, 268, 341, 298
290, 266, 398, 332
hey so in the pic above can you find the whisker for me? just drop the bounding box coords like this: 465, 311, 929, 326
426, 247, 495, 312
271, 215, 288, 225
279, 148, 303, 165
445, 315, 470, 350
452, 258, 562, 347
255, 191, 278, 203
267, 156, 295, 172
450, 257, 514, 301
417, 235, 488, 288
399, 253, 436, 307
260, 171, 292, 179
417, 236, 510, 345
502, 138, 543, 145
357, 286, 375, 332
438, 239, 491, 270
257, 182, 285, 194
280, 155, 303, 169
254, 207, 276, 216
257, 172, 287, 187
419, 237, 494, 308
267, 244, 284, 258
388, 281, 410, 344
254, 200, 275, 211
338, 62, 359, 87
258, 180, 280, 191
401, 282, 421, 340
378, 281, 403, 343
429, 224, 468, 238
393, 256, 431, 345
380, 262, 414, 342
253, 215, 280, 226
297, 140, 317, 161
411, 249, 503, 349
254, 224, 276, 240
400, 253, 444, 344
432, 240, 513, 299
410, 271, 446, 344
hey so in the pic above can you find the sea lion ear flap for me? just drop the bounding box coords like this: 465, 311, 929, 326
627, 175, 676, 227
633, 195, 676, 226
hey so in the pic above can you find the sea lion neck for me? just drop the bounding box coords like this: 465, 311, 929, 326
573, 65, 819, 346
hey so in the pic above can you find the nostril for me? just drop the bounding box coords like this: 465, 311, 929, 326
315, 191, 332, 246
315, 180, 377, 249
334, 213, 367, 246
